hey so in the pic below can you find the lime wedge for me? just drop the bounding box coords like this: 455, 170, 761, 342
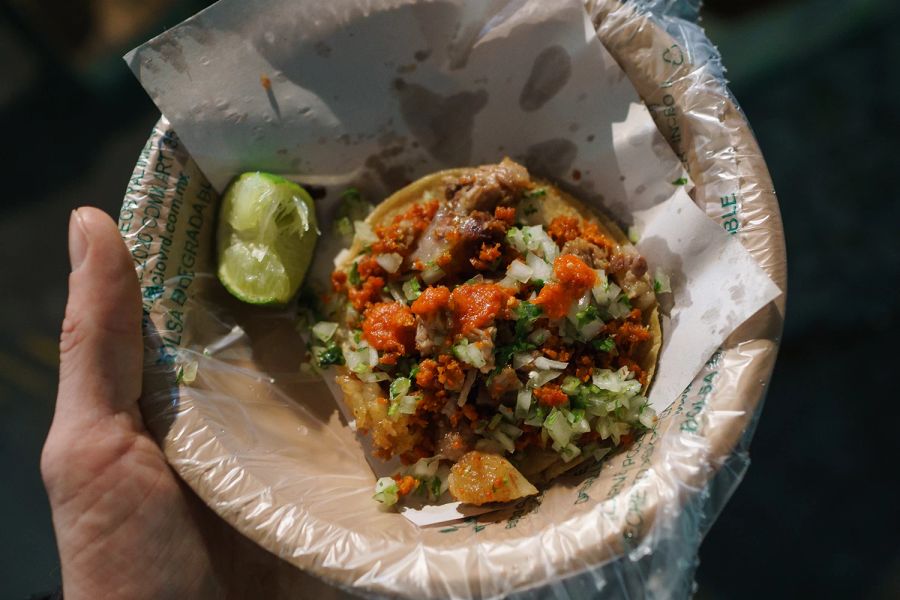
216, 172, 318, 305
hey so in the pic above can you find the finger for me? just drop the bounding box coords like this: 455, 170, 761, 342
56, 207, 143, 426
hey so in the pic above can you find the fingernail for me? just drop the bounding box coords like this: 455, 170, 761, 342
69, 209, 89, 271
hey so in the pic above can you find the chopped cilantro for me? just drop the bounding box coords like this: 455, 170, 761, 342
495, 340, 536, 369
619, 295, 632, 308
593, 337, 616, 353
342, 187, 362, 201
575, 305, 600, 328
524, 188, 547, 198
515, 302, 543, 336
430, 476, 442, 498
672, 177, 688, 186
409, 364, 421, 379
335, 188, 373, 232
653, 279, 662, 293
316, 344, 345, 366
349, 262, 361, 286
403, 278, 421, 301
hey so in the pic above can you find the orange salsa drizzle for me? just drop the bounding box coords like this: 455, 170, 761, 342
448, 283, 510, 334
533, 254, 596, 319
362, 302, 416, 355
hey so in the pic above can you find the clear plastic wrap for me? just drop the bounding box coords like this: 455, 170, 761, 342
119, 0, 786, 597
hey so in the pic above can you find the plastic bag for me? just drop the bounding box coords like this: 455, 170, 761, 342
119, 0, 786, 597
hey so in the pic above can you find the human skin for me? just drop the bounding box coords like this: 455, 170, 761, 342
42, 207, 343, 599
41, 207, 224, 599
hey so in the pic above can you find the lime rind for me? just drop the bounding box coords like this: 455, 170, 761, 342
216, 172, 318, 305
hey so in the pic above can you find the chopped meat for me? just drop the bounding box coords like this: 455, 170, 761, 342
373, 200, 439, 256
444, 157, 531, 213
487, 367, 522, 399
416, 359, 439, 389
608, 250, 654, 310
471, 242, 502, 270
494, 205, 516, 225
548, 216, 581, 245
436, 354, 465, 391
533, 384, 568, 408
415, 319, 435, 356
609, 251, 647, 278
561, 238, 611, 271
410, 209, 508, 280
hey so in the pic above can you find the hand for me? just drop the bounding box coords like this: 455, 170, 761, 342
43, 207, 340, 600
42, 207, 222, 599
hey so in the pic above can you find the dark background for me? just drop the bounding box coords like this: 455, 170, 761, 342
1, 0, 898, 597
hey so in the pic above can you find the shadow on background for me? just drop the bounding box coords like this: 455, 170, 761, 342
0, 0, 897, 597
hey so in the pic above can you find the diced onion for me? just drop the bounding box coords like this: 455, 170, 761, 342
607, 295, 631, 319
591, 369, 627, 392
353, 221, 378, 245
453, 341, 486, 369
389, 377, 411, 400
402, 278, 422, 301
498, 405, 515, 421
457, 369, 477, 406
570, 415, 591, 434
515, 389, 532, 418
507, 225, 559, 262
534, 356, 568, 370
492, 430, 516, 454
578, 319, 603, 341
507, 259, 533, 283
357, 371, 389, 383
499, 422, 523, 438
497, 276, 521, 290
345, 345, 378, 373
376, 252, 403, 274
513, 352, 535, 370
567, 291, 593, 324
639, 405, 657, 428
312, 321, 338, 343
543, 409, 573, 448
529, 369, 562, 387
409, 456, 440, 479
373, 477, 399, 506
398, 394, 420, 414
422, 264, 445, 284
525, 252, 552, 283
559, 443, 582, 463
528, 328, 550, 345
387, 282, 405, 303
654, 267, 672, 294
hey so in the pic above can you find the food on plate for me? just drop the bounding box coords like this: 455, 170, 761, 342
216, 172, 318, 305
314, 159, 662, 507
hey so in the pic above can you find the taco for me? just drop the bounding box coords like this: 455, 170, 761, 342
317, 158, 662, 507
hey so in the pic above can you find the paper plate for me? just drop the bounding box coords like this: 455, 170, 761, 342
120, 1, 786, 597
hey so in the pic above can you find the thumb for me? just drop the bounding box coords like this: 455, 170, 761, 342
55, 207, 143, 427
